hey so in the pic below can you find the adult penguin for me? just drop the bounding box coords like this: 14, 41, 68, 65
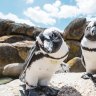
81, 21, 96, 85
19, 28, 69, 96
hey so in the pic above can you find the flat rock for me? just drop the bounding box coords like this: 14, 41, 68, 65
0, 73, 96, 96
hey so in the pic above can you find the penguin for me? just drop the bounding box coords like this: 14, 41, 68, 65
81, 21, 96, 85
19, 28, 69, 96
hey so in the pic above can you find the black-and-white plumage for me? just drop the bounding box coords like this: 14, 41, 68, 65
20, 28, 69, 96
81, 21, 96, 85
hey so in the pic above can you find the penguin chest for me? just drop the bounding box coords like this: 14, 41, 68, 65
82, 49, 96, 71
26, 57, 61, 79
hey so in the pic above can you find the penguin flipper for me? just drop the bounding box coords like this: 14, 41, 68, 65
19, 44, 38, 82
81, 73, 91, 79
81, 55, 86, 68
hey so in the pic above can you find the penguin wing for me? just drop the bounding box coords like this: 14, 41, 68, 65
19, 44, 38, 82
81, 55, 86, 68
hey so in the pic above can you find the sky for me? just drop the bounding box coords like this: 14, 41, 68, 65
0, 0, 96, 31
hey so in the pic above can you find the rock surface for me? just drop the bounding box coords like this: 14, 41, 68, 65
0, 41, 35, 76
67, 57, 86, 72
0, 19, 45, 39
65, 41, 82, 62
63, 18, 87, 63
63, 18, 86, 41
0, 73, 96, 96
0, 77, 13, 84
3, 63, 24, 77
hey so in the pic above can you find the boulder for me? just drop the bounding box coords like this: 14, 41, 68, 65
0, 41, 35, 76
65, 40, 82, 62
3, 63, 24, 77
0, 43, 24, 65
0, 35, 32, 43
0, 19, 45, 39
67, 57, 86, 72
0, 41, 34, 64
0, 73, 95, 96
12, 41, 35, 60
63, 18, 86, 41
0, 44, 23, 76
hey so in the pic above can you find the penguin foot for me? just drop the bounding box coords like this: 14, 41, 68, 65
25, 89, 39, 96
81, 73, 92, 79
40, 86, 59, 96
81, 73, 96, 87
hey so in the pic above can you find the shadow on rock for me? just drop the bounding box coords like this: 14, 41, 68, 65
57, 86, 82, 96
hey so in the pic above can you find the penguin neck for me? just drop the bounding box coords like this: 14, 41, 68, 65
81, 37, 96, 49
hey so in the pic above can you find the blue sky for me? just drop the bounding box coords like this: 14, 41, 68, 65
0, 0, 96, 31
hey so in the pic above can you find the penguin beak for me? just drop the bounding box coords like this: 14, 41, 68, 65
44, 40, 53, 53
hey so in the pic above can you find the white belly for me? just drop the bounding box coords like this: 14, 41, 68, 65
81, 37, 96, 72
25, 57, 63, 88
82, 49, 96, 72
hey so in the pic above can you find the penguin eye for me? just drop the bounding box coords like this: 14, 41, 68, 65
51, 32, 61, 42
51, 32, 58, 39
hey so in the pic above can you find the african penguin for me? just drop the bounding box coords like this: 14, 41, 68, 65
81, 21, 96, 84
20, 28, 69, 96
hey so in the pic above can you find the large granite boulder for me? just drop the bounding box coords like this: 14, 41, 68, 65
0, 19, 45, 40
63, 18, 87, 63
0, 73, 95, 96
0, 39, 35, 76
63, 18, 86, 41
0, 43, 23, 65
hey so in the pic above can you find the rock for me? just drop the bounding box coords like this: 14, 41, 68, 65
0, 41, 34, 64
65, 41, 82, 62
3, 63, 24, 77
0, 79, 22, 96
0, 35, 32, 43
63, 18, 86, 41
0, 77, 13, 84
0, 73, 96, 96
12, 41, 35, 60
0, 19, 45, 39
0, 44, 24, 76
67, 57, 86, 72
30, 27, 46, 40
58, 86, 82, 96
0, 68, 3, 76
62, 18, 87, 62
0, 43, 24, 65
0, 41, 35, 76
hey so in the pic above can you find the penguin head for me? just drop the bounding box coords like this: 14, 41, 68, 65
36, 28, 63, 53
85, 21, 96, 41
